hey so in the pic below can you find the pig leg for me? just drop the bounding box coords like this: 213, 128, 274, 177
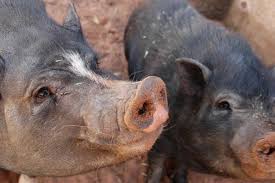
147, 134, 178, 182
147, 153, 166, 183
172, 165, 188, 183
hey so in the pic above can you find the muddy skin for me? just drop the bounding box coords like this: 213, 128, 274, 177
125, 0, 275, 182
0, 0, 169, 178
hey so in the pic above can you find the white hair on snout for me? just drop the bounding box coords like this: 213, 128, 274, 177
63, 52, 107, 86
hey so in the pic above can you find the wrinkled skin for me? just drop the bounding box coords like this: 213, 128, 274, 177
125, 0, 275, 182
0, 0, 169, 177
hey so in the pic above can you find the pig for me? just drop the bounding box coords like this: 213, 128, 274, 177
0, 0, 169, 179
124, 0, 275, 182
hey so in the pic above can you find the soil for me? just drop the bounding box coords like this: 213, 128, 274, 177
224, 0, 275, 67
1, 0, 274, 183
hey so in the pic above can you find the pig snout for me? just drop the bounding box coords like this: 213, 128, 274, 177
124, 76, 169, 133
253, 133, 275, 172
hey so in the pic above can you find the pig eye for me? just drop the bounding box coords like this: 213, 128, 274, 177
35, 87, 53, 103
216, 101, 231, 111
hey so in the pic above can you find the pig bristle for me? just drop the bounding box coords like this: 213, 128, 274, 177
144, 50, 149, 58
64, 52, 108, 86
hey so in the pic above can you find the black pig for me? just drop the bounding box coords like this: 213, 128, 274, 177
0, 0, 169, 178
125, 0, 275, 182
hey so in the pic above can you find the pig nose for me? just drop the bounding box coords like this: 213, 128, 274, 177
253, 133, 275, 172
124, 76, 169, 133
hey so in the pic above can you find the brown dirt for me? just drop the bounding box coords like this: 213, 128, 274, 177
224, 0, 275, 67
1, 0, 275, 183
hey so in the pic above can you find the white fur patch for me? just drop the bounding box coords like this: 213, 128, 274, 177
63, 52, 107, 86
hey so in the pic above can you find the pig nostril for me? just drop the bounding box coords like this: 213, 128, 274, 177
138, 101, 154, 117
159, 89, 167, 101
257, 144, 275, 156
124, 76, 168, 132
266, 148, 275, 156
262, 147, 275, 156
160, 89, 165, 100
138, 102, 148, 116
252, 134, 275, 172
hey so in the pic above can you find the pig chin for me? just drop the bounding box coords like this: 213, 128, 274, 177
74, 124, 163, 169
76, 117, 164, 159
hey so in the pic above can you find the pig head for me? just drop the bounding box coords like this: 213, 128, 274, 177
175, 57, 275, 180
0, 0, 168, 177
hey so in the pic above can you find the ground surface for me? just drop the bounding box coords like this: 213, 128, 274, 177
0, 0, 274, 183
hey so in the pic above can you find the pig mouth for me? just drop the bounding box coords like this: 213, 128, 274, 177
113, 126, 163, 154
72, 125, 163, 162
76, 124, 164, 148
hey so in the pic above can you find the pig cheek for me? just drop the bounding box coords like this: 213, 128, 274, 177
230, 122, 263, 177
80, 103, 120, 143
3, 101, 53, 165
31, 98, 53, 116
4, 101, 34, 146
4, 99, 72, 155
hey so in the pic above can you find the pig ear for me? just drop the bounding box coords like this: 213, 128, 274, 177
176, 57, 211, 95
63, 3, 83, 34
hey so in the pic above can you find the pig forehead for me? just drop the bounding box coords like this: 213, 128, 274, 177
3, 55, 38, 88
2, 51, 107, 96
1, 28, 96, 73
0, 33, 74, 67
3, 28, 78, 49
209, 64, 272, 97
209, 75, 270, 99
207, 87, 272, 104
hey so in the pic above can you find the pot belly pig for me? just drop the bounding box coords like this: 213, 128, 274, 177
0, 0, 169, 178
125, 0, 275, 182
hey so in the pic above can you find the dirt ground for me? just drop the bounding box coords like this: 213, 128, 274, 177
1, 0, 274, 183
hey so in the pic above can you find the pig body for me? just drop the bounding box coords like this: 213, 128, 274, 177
125, 0, 275, 181
0, 0, 169, 177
